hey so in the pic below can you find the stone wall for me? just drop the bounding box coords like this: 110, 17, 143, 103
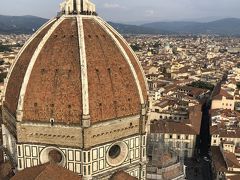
84, 115, 141, 149
17, 123, 83, 148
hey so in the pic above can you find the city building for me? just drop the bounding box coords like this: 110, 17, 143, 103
211, 145, 240, 180
1, 1, 240, 180
1, 0, 148, 179
210, 78, 240, 179
211, 89, 235, 110
149, 105, 202, 158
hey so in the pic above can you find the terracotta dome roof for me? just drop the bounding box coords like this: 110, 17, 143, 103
3, 15, 148, 125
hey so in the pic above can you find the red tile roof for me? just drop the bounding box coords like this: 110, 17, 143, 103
22, 18, 82, 124
4, 17, 148, 125
4, 20, 56, 116
213, 89, 233, 100
151, 120, 198, 135
226, 174, 240, 180
224, 151, 240, 169
211, 146, 227, 172
83, 19, 142, 123
11, 163, 81, 180
0, 161, 14, 179
109, 27, 148, 101
151, 105, 202, 135
110, 171, 137, 180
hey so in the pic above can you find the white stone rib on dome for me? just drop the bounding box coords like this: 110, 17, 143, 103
94, 17, 144, 105
16, 17, 65, 121
99, 17, 149, 93
2, 18, 57, 103
4, 14, 148, 124
77, 16, 90, 118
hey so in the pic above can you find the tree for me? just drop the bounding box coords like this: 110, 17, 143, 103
0, 72, 7, 83
130, 44, 141, 52
237, 82, 240, 89
0, 44, 12, 52
188, 81, 214, 91
0, 59, 4, 66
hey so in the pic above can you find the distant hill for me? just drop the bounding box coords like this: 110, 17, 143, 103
0, 15, 168, 35
142, 18, 240, 35
108, 22, 171, 35
0, 15, 240, 36
0, 15, 48, 34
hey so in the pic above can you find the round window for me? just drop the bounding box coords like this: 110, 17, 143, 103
106, 142, 128, 167
40, 147, 66, 166
108, 145, 121, 159
48, 150, 63, 163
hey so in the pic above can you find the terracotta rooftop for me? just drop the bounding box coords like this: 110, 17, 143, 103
210, 123, 240, 138
162, 165, 183, 180
210, 124, 219, 134
224, 151, 240, 169
211, 146, 240, 176
154, 99, 175, 108
211, 146, 227, 173
226, 174, 240, 180
11, 163, 81, 180
110, 171, 137, 180
4, 20, 56, 117
177, 85, 209, 97
212, 89, 233, 100
151, 104, 201, 135
0, 161, 14, 179
210, 109, 240, 118
151, 120, 198, 135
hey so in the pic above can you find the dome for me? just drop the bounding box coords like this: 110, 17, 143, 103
3, 15, 148, 125
2, 1, 148, 178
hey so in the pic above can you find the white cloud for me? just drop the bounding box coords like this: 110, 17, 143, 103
103, 3, 124, 9
145, 10, 155, 17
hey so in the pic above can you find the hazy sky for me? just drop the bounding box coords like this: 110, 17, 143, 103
0, 0, 240, 23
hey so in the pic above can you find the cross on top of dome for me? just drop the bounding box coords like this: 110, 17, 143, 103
60, 0, 96, 15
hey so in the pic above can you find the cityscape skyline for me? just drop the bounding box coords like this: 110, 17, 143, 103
1, 0, 240, 180
0, 0, 240, 23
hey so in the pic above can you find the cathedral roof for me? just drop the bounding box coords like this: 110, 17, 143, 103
11, 163, 81, 180
110, 171, 137, 180
3, 7, 148, 125
0, 161, 14, 179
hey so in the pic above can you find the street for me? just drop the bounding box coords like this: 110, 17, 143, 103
185, 99, 212, 180
199, 99, 212, 180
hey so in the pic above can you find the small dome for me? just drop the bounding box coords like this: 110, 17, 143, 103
3, 15, 148, 125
